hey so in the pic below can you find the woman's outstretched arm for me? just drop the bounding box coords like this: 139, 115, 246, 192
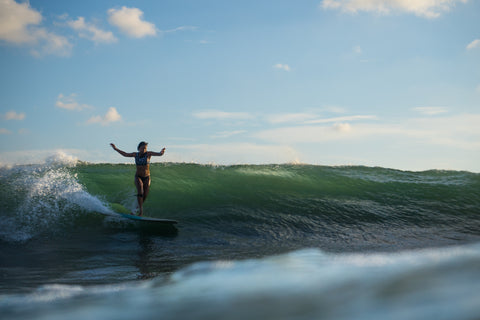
148, 147, 166, 157
110, 143, 135, 157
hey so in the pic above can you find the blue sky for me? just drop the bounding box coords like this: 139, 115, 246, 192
0, 0, 479, 171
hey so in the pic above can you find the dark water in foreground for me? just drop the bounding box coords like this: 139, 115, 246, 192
1, 159, 479, 319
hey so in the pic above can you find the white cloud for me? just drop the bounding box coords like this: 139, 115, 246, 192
266, 113, 318, 124
353, 45, 362, 54
212, 130, 247, 138
56, 93, 92, 111
320, 0, 468, 18
466, 39, 480, 50
323, 105, 347, 114
193, 110, 254, 121
30, 28, 72, 57
273, 63, 291, 71
87, 107, 122, 126
405, 114, 480, 150
3, 110, 25, 120
67, 17, 117, 44
164, 26, 198, 33
107, 6, 157, 38
254, 124, 358, 144
0, 128, 11, 134
0, 0, 41, 44
305, 115, 377, 124
333, 122, 352, 132
0, 0, 72, 56
412, 107, 448, 115
170, 143, 300, 164
254, 113, 480, 151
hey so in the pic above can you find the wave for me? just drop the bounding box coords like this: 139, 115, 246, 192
2, 243, 480, 320
1, 159, 479, 250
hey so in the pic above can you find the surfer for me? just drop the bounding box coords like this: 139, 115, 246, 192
110, 142, 166, 216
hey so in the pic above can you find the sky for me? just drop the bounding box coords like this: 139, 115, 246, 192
0, 0, 479, 171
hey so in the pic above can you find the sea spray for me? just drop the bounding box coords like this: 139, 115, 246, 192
0, 158, 109, 242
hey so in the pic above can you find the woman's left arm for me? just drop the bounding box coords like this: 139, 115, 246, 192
149, 148, 166, 157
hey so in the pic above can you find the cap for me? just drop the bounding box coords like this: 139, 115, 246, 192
137, 141, 148, 150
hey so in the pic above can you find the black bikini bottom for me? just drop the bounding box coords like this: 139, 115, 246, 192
135, 175, 150, 184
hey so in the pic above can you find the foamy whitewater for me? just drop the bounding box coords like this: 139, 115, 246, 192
1, 154, 479, 319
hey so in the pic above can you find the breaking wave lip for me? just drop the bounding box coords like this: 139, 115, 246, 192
0, 157, 111, 243
0, 150, 81, 168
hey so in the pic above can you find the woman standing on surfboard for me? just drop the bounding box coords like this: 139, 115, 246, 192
110, 142, 165, 216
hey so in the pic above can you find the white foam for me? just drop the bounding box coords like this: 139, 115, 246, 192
0, 158, 110, 242
44, 151, 79, 167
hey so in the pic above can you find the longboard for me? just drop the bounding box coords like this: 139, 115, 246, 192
112, 211, 178, 224
105, 203, 178, 224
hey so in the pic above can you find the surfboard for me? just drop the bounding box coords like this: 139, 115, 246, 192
112, 212, 178, 224
106, 203, 178, 224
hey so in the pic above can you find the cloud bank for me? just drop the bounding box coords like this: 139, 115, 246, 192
320, 0, 468, 18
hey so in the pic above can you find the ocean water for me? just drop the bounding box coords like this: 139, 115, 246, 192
0, 156, 479, 319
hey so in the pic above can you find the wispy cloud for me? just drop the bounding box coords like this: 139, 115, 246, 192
171, 143, 299, 164
0, 128, 12, 135
323, 105, 347, 114
305, 115, 377, 124
406, 113, 480, 150
87, 107, 122, 126
273, 63, 291, 71
2, 110, 26, 120
266, 113, 318, 124
320, 0, 468, 18
412, 107, 448, 115
193, 110, 254, 121
67, 16, 117, 44
164, 26, 198, 34
107, 6, 157, 38
254, 124, 358, 144
212, 130, 247, 139
466, 39, 480, 50
255, 113, 480, 150
56, 93, 92, 111
0, 0, 72, 56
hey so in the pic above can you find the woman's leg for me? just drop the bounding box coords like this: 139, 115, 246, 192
143, 177, 151, 203
135, 176, 144, 215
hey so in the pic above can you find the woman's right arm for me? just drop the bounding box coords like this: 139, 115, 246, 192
110, 143, 135, 157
